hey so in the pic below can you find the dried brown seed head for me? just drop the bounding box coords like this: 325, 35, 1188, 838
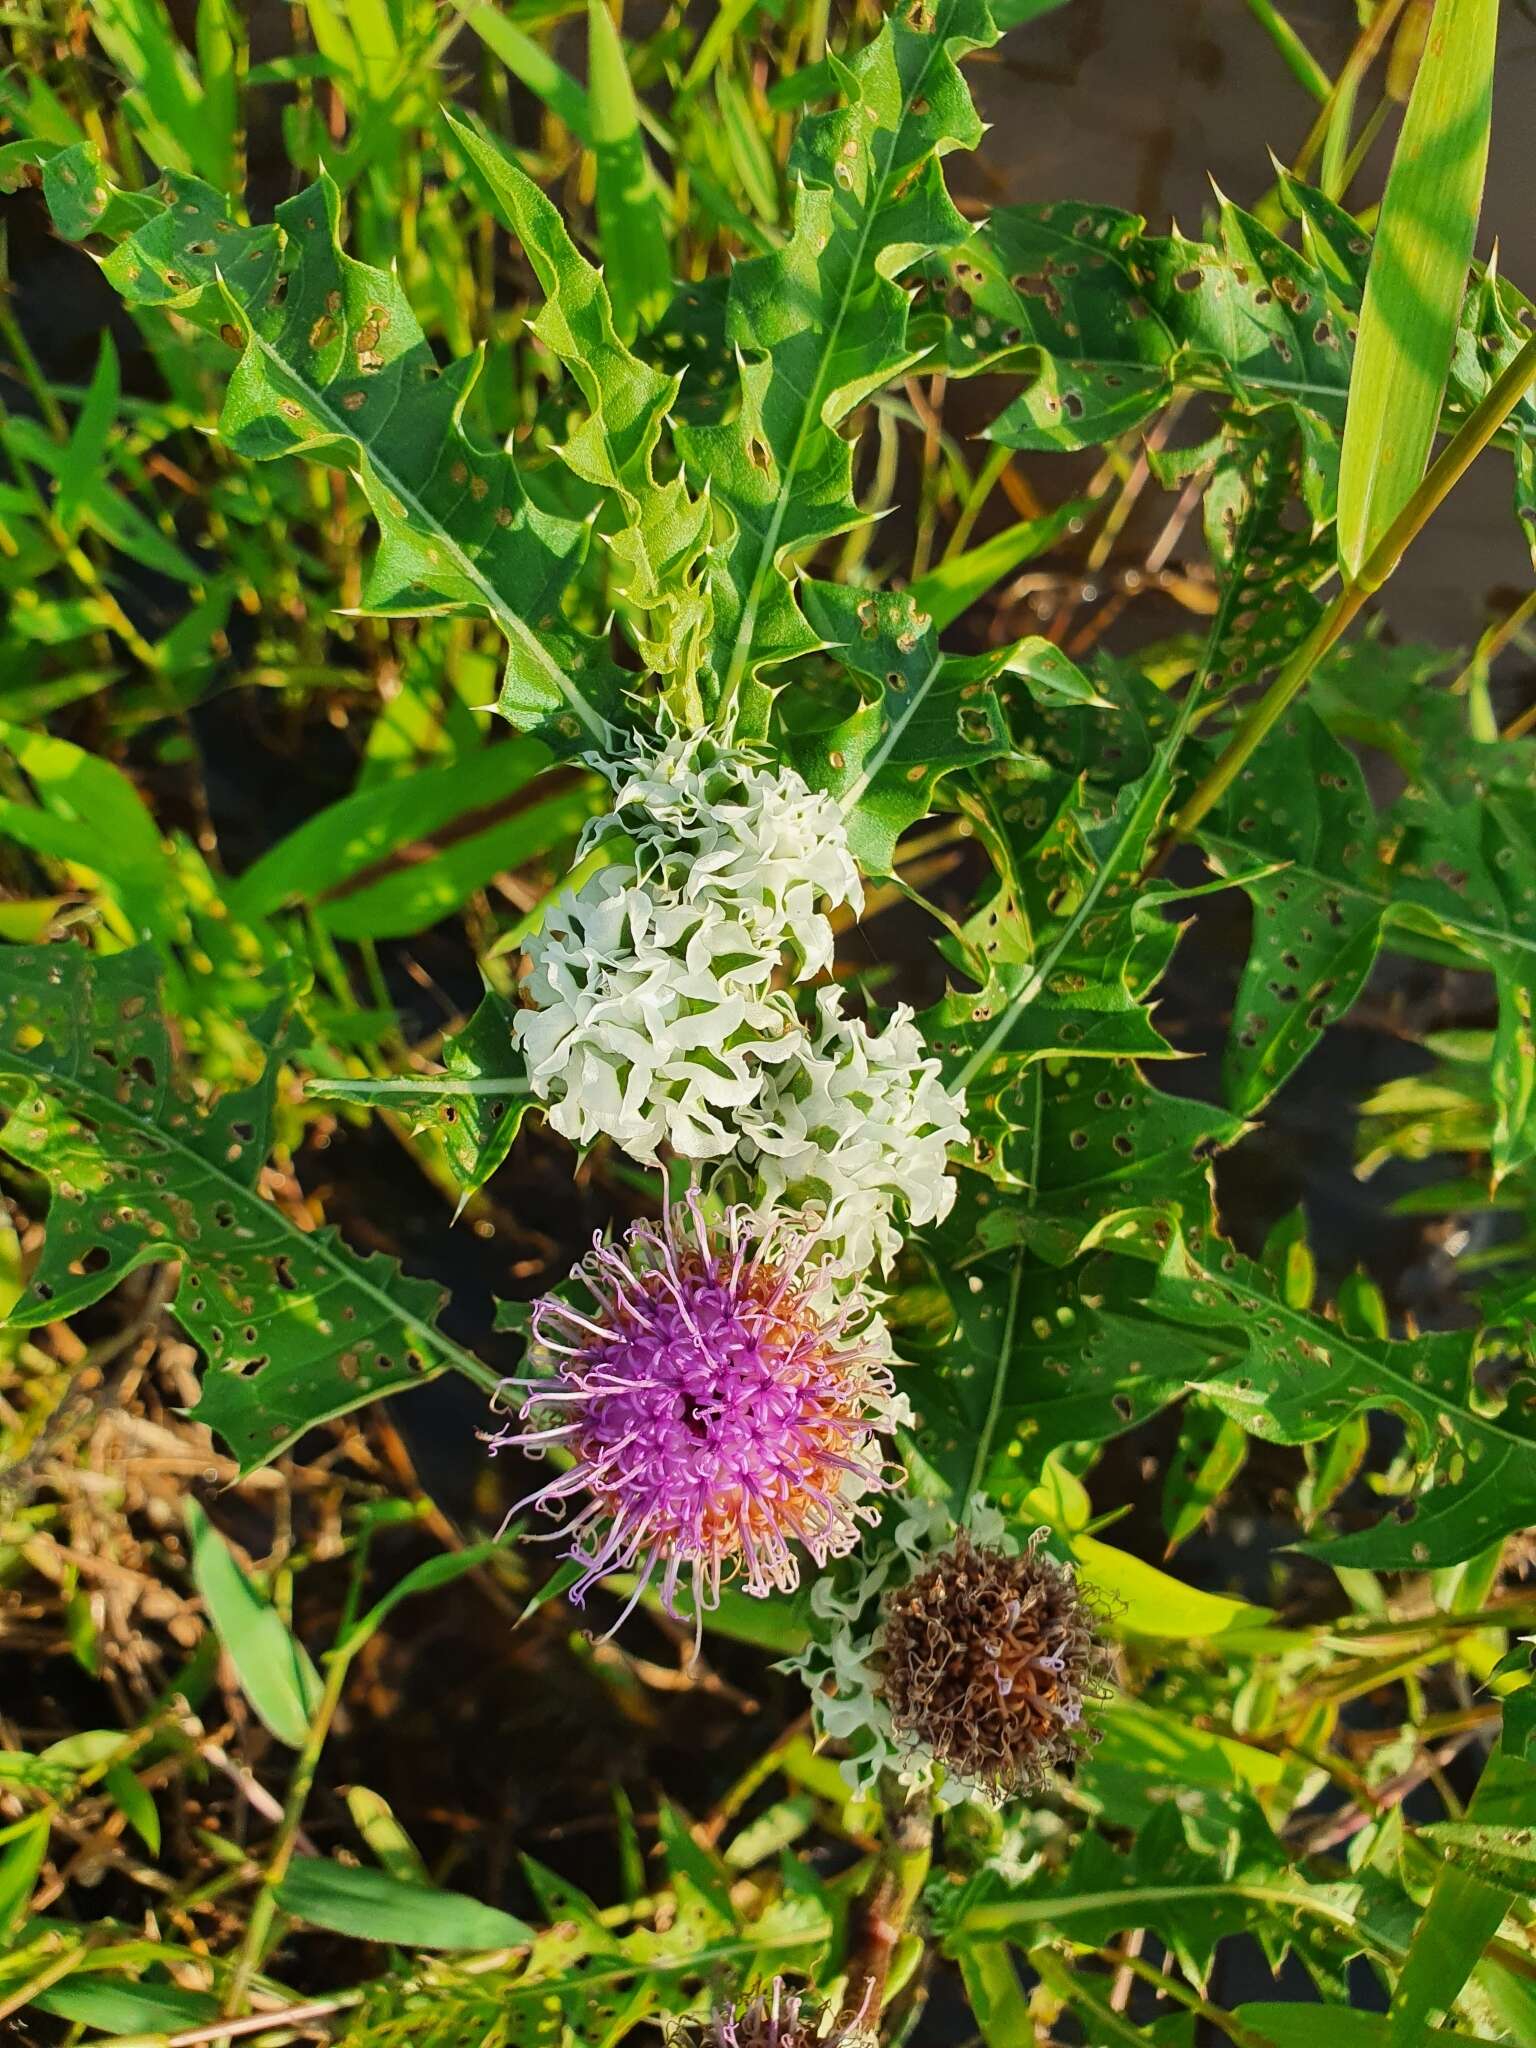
875, 1529, 1105, 1796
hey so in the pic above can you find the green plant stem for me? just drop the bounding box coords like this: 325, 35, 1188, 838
1243, 0, 1332, 102
79, 1994, 364, 2048
1292, 0, 1412, 184
1166, 331, 1536, 852
944, 442, 1014, 560
219, 1645, 354, 2025
0, 1938, 93, 2026
845, 1782, 934, 2020
1084, 1944, 1280, 2048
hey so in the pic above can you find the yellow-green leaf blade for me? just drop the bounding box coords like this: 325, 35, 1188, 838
1337, 0, 1498, 580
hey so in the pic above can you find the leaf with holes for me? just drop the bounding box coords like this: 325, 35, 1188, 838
924, 749, 1195, 1118
307, 991, 533, 1200
973, 1056, 1241, 1259
1198, 708, 1387, 1116
1129, 1222, 1536, 1568
449, 115, 714, 725
923, 173, 1536, 475
0, 944, 493, 1473
893, 1192, 1203, 1520
948, 1790, 1375, 1997
1193, 413, 1330, 697
41, 150, 622, 756
921, 192, 1353, 450
1196, 702, 1536, 1162
791, 579, 1099, 875
673, 0, 996, 726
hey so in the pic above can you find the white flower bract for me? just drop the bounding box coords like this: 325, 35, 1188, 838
783, 1495, 1013, 1805
594, 732, 863, 981
741, 986, 969, 1273
517, 734, 871, 1165
513, 865, 800, 1163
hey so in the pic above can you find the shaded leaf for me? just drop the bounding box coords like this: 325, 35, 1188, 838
0, 944, 492, 1472
42, 149, 620, 754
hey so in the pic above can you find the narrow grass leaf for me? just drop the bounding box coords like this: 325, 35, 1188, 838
908, 496, 1088, 629
1336, 0, 1497, 580
33, 1981, 220, 2034
586, 0, 672, 338
274, 1859, 533, 1949
105, 1764, 161, 1857
458, 7, 591, 141
1390, 1860, 1509, 2041
54, 334, 119, 535
346, 1787, 432, 1885
185, 1500, 323, 1747
0, 1820, 48, 1946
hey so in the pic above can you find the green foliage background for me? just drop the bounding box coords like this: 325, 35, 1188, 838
1, 0, 1535, 2043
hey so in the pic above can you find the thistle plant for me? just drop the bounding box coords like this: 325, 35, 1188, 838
7, 0, 1536, 2043
876, 1528, 1106, 1797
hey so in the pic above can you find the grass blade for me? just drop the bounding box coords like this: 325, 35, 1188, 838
458, 6, 591, 143
1336, 0, 1497, 580
185, 1500, 323, 1748
586, 0, 672, 339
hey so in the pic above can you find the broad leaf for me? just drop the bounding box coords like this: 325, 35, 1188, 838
309, 990, 533, 1200
0, 944, 493, 1472
672, 0, 997, 721
42, 149, 622, 753
792, 579, 1097, 875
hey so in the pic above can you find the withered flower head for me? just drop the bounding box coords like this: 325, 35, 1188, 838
875, 1528, 1104, 1796
667, 1978, 877, 2048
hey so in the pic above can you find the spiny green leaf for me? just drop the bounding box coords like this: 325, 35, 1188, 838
448, 115, 715, 723
927, 169, 1535, 476
42, 148, 621, 755
792, 580, 1096, 875
674, 0, 997, 723
896, 1191, 1205, 1514
1202, 707, 1386, 1115
1194, 411, 1331, 691
1197, 702, 1536, 1170
0, 944, 493, 1473
970, 1057, 1240, 1258
949, 1790, 1377, 1994
1130, 1222, 1536, 1568
923, 190, 1352, 448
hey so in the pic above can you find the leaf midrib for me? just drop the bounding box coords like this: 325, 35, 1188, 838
838, 647, 945, 813
1177, 1257, 1535, 1464
1200, 825, 1536, 967
721, 15, 962, 705
0, 1038, 496, 1398
958, 1880, 1391, 1956
242, 321, 609, 746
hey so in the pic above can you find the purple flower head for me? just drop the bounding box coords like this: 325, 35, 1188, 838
491, 1198, 901, 1633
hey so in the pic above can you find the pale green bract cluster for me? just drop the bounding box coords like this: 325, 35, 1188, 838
513, 730, 967, 1270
